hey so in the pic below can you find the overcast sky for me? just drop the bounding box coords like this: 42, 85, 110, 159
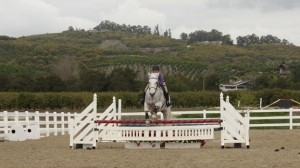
1, 0, 300, 45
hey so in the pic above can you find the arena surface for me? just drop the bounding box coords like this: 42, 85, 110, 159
1, 129, 300, 168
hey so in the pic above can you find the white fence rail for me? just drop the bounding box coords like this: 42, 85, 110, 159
0, 111, 76, 139
109, 108, 300, 130
1, 107, 300, 139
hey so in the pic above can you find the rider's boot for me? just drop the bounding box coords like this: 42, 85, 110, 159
162, 82, 171, 107
165, 93, 171, 107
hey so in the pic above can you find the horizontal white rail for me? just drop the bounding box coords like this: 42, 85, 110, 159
1, 107, 300, 140
0, 111, 76, 139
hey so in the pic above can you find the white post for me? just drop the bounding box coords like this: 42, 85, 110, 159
238, 101, 240, 107
35, 111, 40, 137
113, 97, 116, 127
3, 111, 8, 135
69, 118, 74, 149
14, 111, 19, 124
118, 99, 122, 121
260, 98, 262, 109
67, 112, 71, 134
46, 111, 49, 136
203, 110, 207, 119
226, 95, 230, 103
25, 111, 29, 127
247, 109, 250, 128
244, 112, 250, 147
289, 108, 293, 130
220, 92, 224, 148
93, 93, 98, 149
61, 112, 65, 135
54, 112, 57, 136
220, 93, 224, 119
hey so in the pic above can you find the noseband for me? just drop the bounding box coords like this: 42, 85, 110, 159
148, 82, 158, 97
148, 75, 159, 97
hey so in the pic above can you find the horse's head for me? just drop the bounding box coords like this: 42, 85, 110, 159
148, 73, 159, 97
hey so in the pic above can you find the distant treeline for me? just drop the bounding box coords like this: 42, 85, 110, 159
1, 89, 300, 111
91, 20, 292, 46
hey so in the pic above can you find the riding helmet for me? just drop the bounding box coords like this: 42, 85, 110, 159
152, 65, 160, 71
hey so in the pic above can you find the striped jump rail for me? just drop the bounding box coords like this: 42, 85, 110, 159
95, 119, 222, 125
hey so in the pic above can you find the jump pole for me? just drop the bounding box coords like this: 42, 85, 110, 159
95, 119, 222, 125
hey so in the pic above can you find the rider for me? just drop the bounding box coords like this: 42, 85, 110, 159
141, 65, 171, 107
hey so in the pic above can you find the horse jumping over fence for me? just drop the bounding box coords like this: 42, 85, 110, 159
144, 73, 172, 121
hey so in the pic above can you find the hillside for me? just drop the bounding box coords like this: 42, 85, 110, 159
0, 30, 300, 92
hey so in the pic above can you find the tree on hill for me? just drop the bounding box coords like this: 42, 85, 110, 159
187, 29, 233, 45
236, 34, 260, 47
180, 32, 188, 40
153, 24, 160, 35
236, 34, 292, 47
93, 20, 152, 35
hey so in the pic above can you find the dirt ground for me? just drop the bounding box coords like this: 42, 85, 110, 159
1, 129, 300, 168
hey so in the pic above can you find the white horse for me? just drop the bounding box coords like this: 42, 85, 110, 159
144, 73, 172, 121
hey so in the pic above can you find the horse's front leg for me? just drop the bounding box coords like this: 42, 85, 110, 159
151, 106, 159, 120
145, 111, 149, 120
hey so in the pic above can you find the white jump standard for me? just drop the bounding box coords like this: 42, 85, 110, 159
69, 93, 250, 149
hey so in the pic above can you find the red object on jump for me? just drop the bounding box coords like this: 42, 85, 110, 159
94, 119, 222, 124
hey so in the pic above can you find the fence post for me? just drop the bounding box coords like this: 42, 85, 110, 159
4, 111, 8, 135
289, 108, 293, 130
67, 112, 71, 134
54, 112, 57, 136
14, 111, 19, 125
25, 111, 29, 127
46, 111, 49, 136
220, 93, 224, 120
35, 111, 40, 137
69, 118, 73, 148
244, 111, 250, 147
260, 98, 262, 109
118, 99, 122, 121
203, 110, 207, 119
247, 109, 250, 128
61, 112, 65, 135
220, 92, 224, 148
113, 97, 116, 127
93, 93, 98, 149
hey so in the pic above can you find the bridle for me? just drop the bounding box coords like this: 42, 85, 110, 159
148, 77, 158, 97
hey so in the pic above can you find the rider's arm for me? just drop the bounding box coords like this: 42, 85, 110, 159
158, 73, 164, 86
